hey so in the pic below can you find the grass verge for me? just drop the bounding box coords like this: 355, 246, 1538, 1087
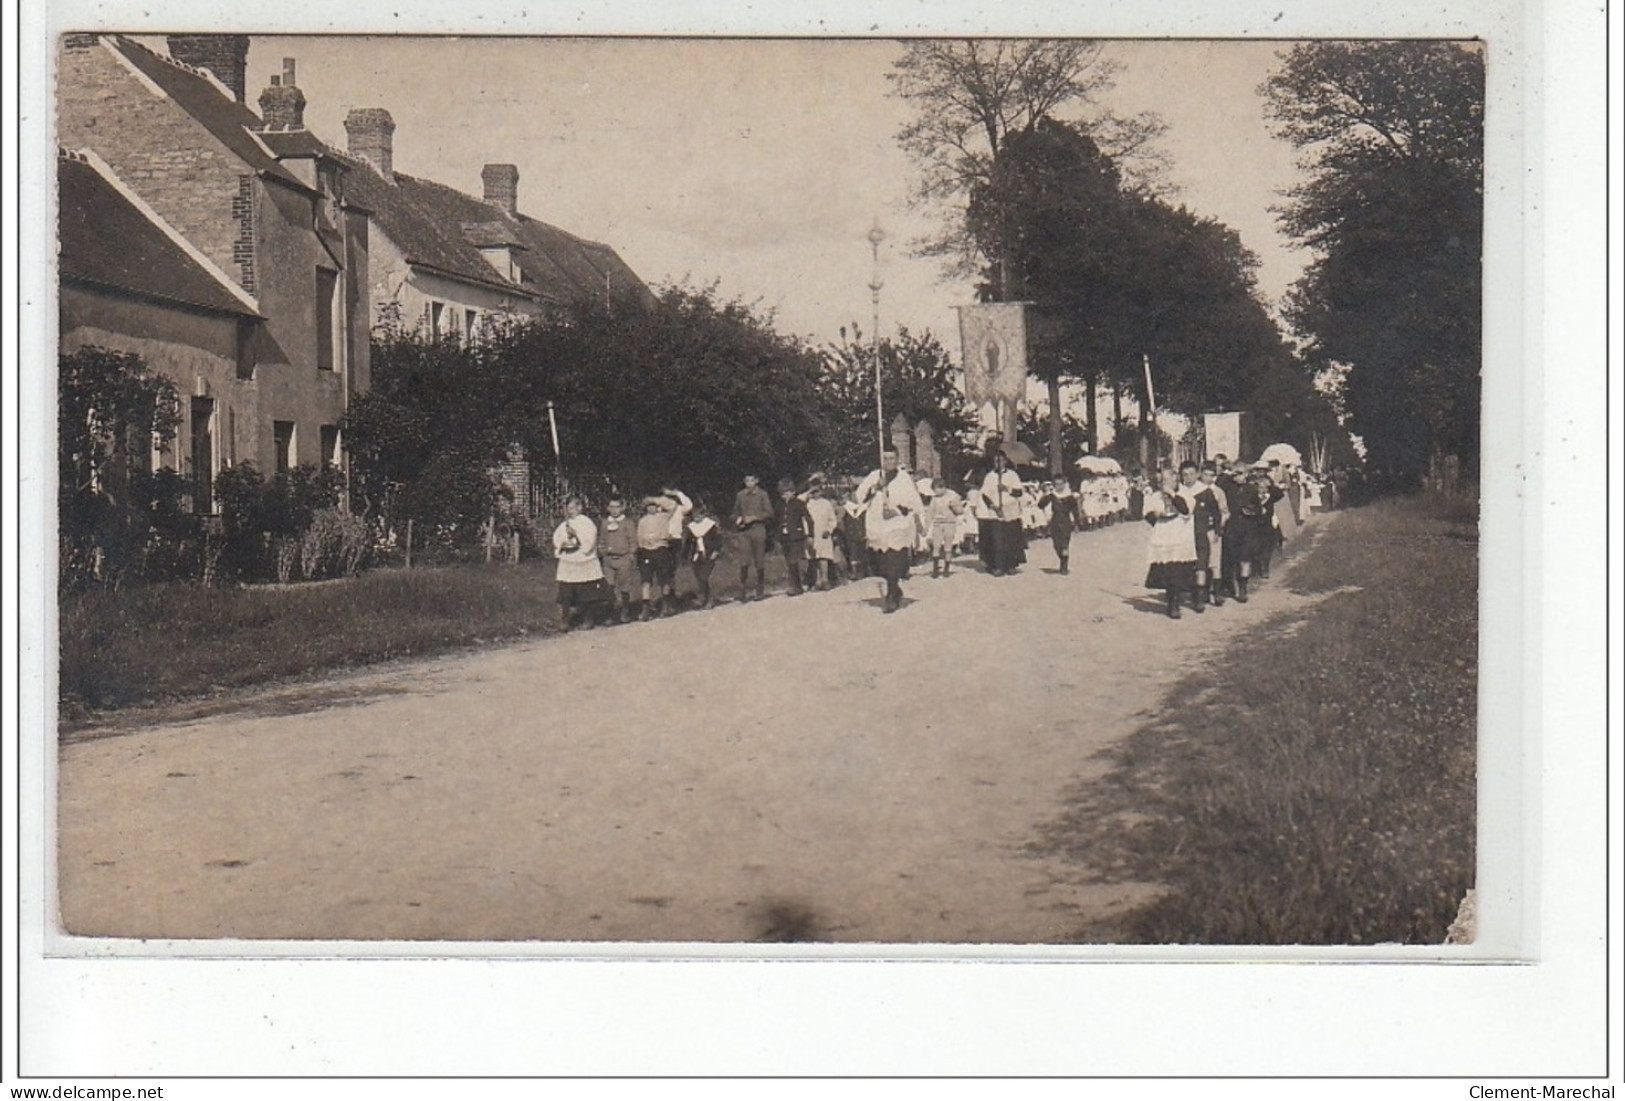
1036, 495, 1478, 945
59, 543, 808, 723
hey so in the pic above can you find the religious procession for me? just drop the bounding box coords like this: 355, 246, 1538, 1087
543, 289, 1333, 629
546, 428, 1327, 629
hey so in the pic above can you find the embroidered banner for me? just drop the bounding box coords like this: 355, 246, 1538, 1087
956, 302, 1029, 404
1203, 411, 1245, 463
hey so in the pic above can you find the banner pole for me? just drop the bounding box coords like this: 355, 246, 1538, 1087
1143, 354, 1158, 472
868, 222, 887, 468
547, 400, 562, 474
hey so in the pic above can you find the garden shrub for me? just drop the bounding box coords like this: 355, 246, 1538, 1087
58, 346, 200, 590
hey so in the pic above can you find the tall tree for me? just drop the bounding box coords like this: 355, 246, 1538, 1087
966, 119, 1287, 471
1120, 196, 1279, 415
889, 39, 1169, 278
348, 284, 841, 530
821, 326, 981, 476
965, 118, 1137, 468
1264, 41, 1484, 483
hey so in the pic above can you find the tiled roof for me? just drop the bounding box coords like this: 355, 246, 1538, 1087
508, 215, 653, 307
329, 151, 538, 300
331, 149, 651, 308
256, 128, 328, 159
59, 149, 261, 318
101, 31, 651, 312
100, 35, 314, 195
460, 221, 528, 250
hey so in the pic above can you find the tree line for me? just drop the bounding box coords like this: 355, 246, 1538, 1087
890, 39, 1483, 484
1265, 40, 1484, 483
57, 290, 985, 587
345, 288, 984, 544
60, 39, 1480, 588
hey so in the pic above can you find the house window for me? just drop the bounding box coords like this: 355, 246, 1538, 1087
317, 269, 338, 371
273, 420, 296, 475
466, 309, 478, 342
429, 300, 444, 338
236, 319, 257, 379
320, 425, 341, 469
151, 428, 173, 474
191, 397, 216, 512
317, 163, 340, 220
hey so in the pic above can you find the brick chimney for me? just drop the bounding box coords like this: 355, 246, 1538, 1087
167, 34, 250, 103
346, 108, 396, 183
482, 164, 519, 216
258, 59, 305, 130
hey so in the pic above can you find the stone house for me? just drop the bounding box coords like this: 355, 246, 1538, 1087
56, 34, 370, 505
58, 148, 266, 512
324, 95, 651, 513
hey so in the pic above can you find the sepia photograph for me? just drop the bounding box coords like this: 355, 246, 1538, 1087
16, 0, 1620, 1079
35, 26, 1516, 961
49, 31, 1489, 949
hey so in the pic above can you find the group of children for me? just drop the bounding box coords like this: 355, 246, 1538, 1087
548, 453, 1269, 630
1141, 456, 1297, 619
551, 488, 725, 629
548, 471, 902, 629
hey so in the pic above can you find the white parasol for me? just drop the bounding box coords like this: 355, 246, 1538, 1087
1259, 442, 1303, 466
1075, 455, 1121, 474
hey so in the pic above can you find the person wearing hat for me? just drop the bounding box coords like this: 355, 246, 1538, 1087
855, 447, 925, 613
731, 473, 773, 601
1038, 476, 1080, 575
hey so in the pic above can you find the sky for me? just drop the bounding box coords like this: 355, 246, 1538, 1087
241, 36, 1310, 354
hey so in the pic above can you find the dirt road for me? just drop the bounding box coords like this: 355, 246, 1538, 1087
57, 516, 1328, 943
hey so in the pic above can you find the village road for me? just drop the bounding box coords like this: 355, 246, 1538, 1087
56, 515, 1330, 944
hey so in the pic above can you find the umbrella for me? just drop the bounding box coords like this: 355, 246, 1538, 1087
1260, 442, 1303, 466
998, 439, 1039, 465
1075, 455, 1121, 474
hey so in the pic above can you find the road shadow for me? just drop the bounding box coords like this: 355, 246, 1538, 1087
60, 678, 426, 745
1121, 593, 1177, 617
753, 899, 825, 942
858, 593, 917, 612
1024, 678, 1230, 943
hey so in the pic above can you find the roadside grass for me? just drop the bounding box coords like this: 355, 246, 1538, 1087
1036, 495, 1478, 945
59, 540, 809, 723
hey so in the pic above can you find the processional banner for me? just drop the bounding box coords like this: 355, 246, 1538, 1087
956, 302, 1029, 405
1203, 411, 1244, 463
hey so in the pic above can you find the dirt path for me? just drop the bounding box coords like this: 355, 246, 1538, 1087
57, 515, 1331, 943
